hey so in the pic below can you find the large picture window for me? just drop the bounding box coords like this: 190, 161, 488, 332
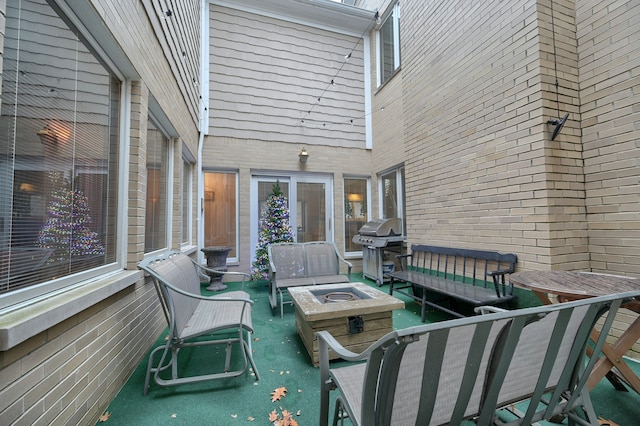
0, 0, 120, 300
377, 2, 401, 86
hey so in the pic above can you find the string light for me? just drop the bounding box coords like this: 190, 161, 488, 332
297, 11, 379, 127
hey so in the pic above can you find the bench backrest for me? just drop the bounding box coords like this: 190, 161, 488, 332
304, 241, 341, 276
268, 243, 306, 280
352, 291, 635, 425
138, 252, 201, 332
408, 244, 516, 285
269, 241, 343, 279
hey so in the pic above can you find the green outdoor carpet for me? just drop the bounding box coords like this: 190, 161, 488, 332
100, 275, 640, 425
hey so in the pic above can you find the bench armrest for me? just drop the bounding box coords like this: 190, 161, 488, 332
395, 253, 412, 271
337, 255, 353, 276
487, 269, 514, 277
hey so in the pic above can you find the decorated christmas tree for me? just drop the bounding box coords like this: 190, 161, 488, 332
37, 189, 104, 264
251, 182, 294, 280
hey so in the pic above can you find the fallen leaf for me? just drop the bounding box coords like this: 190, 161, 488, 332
598, 419, 620, 426
269, 410, 279, 422
231, 414, 238, 418
247, 416, 255, 421
170, 413, 177, 418
98, 411, 110, 422
271, 387, 287, 402
296, 410, 301, 416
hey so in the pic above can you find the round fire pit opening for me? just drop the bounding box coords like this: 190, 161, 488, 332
323, 291, 359, 303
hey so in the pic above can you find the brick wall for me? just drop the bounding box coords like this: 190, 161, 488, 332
393, 0, 639, 356
577, 0, 640, 278
0, 0, 198, 424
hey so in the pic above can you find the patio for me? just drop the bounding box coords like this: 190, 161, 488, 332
99, 275, 640, 425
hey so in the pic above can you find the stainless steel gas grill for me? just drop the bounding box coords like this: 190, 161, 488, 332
352, 218, 404, 286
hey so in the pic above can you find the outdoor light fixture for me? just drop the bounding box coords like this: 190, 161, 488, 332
299, 147, 309, 163
548, 112, 569, 141
37, 126, 57, 145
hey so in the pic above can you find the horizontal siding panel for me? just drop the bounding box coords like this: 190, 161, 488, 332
209, 5, 366, 148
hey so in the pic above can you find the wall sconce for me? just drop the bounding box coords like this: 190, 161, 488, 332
37, 126, 58, 145
299, 147, 309, 163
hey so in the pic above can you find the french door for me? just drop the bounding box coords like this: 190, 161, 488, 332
250, 174, 333, 260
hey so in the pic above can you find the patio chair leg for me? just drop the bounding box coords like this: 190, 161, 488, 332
224, 340, 232, 372
280, 290, 285, 318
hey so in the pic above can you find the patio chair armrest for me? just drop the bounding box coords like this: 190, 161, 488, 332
316, 330, 371, 362
194, 261, 251, 290
474, 305, 508, 315
162, 279, 254, 305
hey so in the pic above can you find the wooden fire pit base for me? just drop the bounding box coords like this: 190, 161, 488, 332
289, 282, 404, 366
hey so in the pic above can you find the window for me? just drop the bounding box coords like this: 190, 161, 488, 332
145, 119, 170, 252
379, 167, 405, 235
0, 0, 120, 302
204, 171, 238, 260
181, 157, 193, 247
344, 178, 369, 253
377, 2, 401, 86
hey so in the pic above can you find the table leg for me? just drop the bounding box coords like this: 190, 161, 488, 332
587, 314, 640, 394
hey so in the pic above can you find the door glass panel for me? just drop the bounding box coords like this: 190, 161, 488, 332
257, 180, 289, 223
296, 182, 326, 242
204, 172, 237, 258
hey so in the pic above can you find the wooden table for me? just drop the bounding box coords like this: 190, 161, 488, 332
289, 282, 404, 366
511, 271, 640, 394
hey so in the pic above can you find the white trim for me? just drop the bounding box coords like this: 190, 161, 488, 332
363, 33, 373, 149
211, 0, 376, 38
118, 80, 132, 267
197, 0, 211, 263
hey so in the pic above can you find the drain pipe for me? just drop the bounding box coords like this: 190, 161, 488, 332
197, 0, 210, 264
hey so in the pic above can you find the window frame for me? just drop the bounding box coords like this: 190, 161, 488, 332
378, 166, 406, 236
181, 154, 194, 248
376, 2, 401, 87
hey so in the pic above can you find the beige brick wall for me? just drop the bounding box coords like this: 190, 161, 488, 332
0, 0, 198, 424
0, 281, 163, 425
392, 0, 638, 357
577, 0, 640, 277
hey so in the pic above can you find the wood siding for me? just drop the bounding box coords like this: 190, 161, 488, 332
209, 5, 367, 148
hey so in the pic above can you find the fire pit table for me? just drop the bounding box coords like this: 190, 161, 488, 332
288, 282, 404, 366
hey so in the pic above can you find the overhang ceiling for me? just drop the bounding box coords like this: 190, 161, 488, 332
211, 0, 377, 37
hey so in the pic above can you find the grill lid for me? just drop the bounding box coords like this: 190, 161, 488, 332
358, 218, 402, 237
